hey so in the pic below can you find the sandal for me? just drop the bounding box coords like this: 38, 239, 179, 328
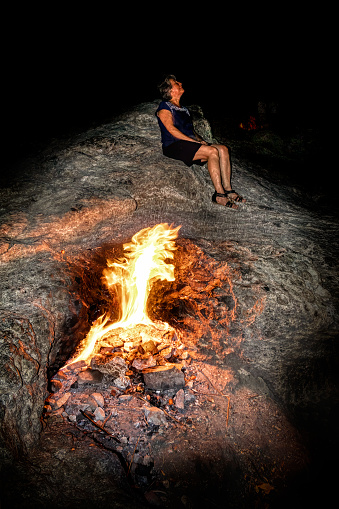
212, 191, 238, 209
223, 189, 246, 203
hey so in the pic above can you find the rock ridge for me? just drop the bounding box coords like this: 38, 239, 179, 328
0, 100, 338, 507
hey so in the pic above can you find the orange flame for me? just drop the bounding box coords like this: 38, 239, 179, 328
69, 223, 181, 363
239, 115, 257, 130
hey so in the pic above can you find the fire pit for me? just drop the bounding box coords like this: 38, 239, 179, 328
39, 224, 307, 508
46, 223, 188, 418
44, 224, 247, 484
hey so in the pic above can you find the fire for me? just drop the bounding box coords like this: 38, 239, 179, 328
239, 116, 257, 130
69, 223, 181, 364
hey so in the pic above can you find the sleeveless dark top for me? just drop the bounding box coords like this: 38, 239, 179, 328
155, 101, 196, 148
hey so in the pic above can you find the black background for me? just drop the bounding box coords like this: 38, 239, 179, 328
3, 8, 328, 172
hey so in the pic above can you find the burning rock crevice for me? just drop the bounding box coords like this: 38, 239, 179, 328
43, 230, 267, 452
47, 243, 126, 376
151, 238, 263, 361
50, 235, 262, 379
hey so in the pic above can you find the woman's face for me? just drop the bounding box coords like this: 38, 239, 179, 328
169, 78, 184, 99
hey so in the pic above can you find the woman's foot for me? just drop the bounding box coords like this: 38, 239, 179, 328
212, 191, 239, 209
223, 189, 246, 203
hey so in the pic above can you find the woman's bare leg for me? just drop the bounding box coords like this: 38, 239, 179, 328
212, 144, 231, 189
193, 145, 238, 208
212, 144, 246, 202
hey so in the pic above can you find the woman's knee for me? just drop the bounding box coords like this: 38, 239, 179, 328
194, 144, 219, 162
215, 144, 229, 157
207, 146, 220, 159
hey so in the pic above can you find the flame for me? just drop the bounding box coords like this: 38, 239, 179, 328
239, 115, 258, 130
69, 223, 181, 363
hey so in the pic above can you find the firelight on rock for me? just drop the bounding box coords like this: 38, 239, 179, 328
69, 223, 181, 364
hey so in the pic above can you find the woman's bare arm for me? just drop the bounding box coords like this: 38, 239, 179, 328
157, 109, 199, 143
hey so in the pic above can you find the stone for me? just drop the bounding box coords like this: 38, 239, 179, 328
77, 369, 104, 385
84, 395, 98, 411
47, 392, 71, 410
118, 395, 132, 402
91, 392, 105, 408
64, 398, 93, 419
52, 370, 68, 381
159, 346, 174, 359
144, 491, 162, 507
66, 360, 87, 371
50, 379, 63, 392
184, 390, 196, 404
237, 368, 271, 396
123, 341, 139, 352
93, 407, 105, 422
132, 356, 157, 371
174, 389, 185, 410
142, 364, 185, 392
54, 392, 71, 409
100, 332, 124, 348
112, 376, 130, 391
141, 340, 158, 354
90, 355, 127, 378
143, 406, 168, 427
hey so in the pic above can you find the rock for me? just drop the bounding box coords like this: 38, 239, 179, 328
64, 395, 94, 419
91, 392, 105, 408
84, 395, 98, 411
0, 99, 337, 507
66, 360, 87, 371
189, 104, 214, 144
141, 340, 158, 354
112, 376, 130, 391
99, 332, 124, 348
142, 364, 185, 392
77, 369, 104, 385
93, 407, 105, 422
144, 491, 162, 507
184, 390, 196, 404
123, 341, 140, 352
90, 355, 127, 378
50, 379, 63, 392
174, 389, 185, 411
133, 453, 153, 467
144, 406, 168, 427
132, 355, 157, 371
159, 346, 174, 359
52, 370, 68, 381
0, 312, 50, 452
118, 395, 132, 402
237, 368, 271, 395
53, 392, 71, 409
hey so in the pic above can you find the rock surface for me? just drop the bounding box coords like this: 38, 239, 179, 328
0, 100, 338, 507
142, 364, 185, 392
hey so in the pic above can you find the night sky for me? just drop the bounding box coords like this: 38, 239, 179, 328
4, 10, 326, 166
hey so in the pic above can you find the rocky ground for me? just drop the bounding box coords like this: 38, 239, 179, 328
0, 101, 338, 508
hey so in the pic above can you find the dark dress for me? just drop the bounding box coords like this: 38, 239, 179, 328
155, 101, 205, 166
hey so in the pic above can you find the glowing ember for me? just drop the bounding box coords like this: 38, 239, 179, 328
239, 116, 258, 131
69, 223, 181, 364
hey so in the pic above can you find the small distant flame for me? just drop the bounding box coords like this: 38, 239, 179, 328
70, 223, 181, 363
239, 116, 258, 131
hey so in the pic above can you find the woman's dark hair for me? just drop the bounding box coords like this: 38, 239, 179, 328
158, 74, 176, 101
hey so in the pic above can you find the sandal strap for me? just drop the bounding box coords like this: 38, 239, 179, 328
225, 200, 235, 208
224, 189, 244, 202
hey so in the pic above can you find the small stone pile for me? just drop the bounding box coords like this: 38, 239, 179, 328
44, 324, 196, 430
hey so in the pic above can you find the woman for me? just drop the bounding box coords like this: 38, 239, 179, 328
156, 75, 245, 209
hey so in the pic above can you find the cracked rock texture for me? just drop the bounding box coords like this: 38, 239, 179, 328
0, 101, 338, 507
